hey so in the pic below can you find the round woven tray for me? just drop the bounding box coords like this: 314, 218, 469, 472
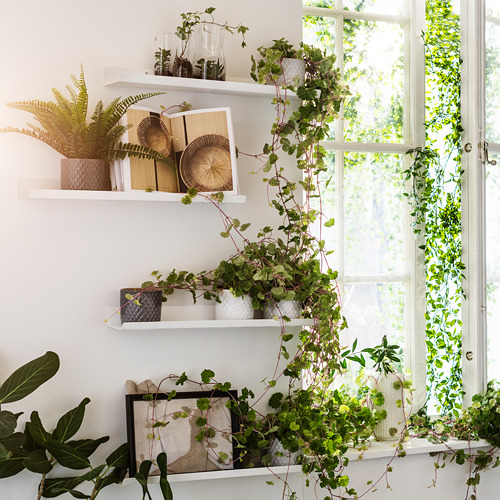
180, 134, 232, 191
136, 116, 171, 155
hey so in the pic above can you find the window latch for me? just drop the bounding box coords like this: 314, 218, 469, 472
482, 142, 497, 166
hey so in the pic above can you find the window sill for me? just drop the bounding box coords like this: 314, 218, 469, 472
346, 437, 491, 461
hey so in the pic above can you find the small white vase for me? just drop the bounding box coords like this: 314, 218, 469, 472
215, 290, 253, 320
371, 371, 410, 441
277, 58, 305, 86
269, 439, 301, 466
264, 300, 302, 319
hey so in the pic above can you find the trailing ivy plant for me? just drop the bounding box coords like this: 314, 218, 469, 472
404, 0, 464, 416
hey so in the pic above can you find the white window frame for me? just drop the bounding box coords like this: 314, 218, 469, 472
302, 0, 427, 408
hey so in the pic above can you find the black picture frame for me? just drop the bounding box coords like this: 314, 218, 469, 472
126, 390, 240, 476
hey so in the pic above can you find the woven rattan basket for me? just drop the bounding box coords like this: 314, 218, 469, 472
179, 134, 232, 191
136, 116, 172, 155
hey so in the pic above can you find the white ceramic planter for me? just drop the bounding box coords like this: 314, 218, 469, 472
371, 371, 410, 441
215, 290, 253, 320
277, 58, 305, 86
264, 300, 302, 319
269, 439, 301, 466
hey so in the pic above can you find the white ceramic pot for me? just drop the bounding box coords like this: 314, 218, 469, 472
371, 371, 410, 441
264, 300, 302, 319
215, 290, 253, 320
277, 58, 305, 86
269, 438, 301, 466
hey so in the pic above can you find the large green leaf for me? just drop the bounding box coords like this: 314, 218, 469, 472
67, 436, 109, 458
42, 476, 86, 498
0, 432, 24, 452
0, 449, 28, 478
0, 351, 59, 405
0, 410, 19, 439
95, 466, 127, 490
52, 398, 90, 443
157, 452, 173, 500
0, 442, 9, 460
46, 440, 90, 470
105, 442, 128, 468
27, 411, 51, 446
24, 449, 52, 474
135, 460, 153, 500
79, 464, 105, 481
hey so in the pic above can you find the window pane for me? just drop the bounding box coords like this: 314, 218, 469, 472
486, 0, 500, 17
486, 152, 500, 380
303, 0, 336, 7
343, 19, 405, 143
310, 151, 338, 268
485, 14, 500, 143
342, 0, 404, 15
303, 16, 335, 56
344, 153, 405, 275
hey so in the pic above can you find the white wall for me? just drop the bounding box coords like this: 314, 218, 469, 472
0, 1, 498, 499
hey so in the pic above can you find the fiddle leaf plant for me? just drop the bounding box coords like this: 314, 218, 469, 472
0, 351, 59, 461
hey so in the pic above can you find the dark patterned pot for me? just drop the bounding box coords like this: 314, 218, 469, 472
61, 158, 111, 190
120, 288, 163, 324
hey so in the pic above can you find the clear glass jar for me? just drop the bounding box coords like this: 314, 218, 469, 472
192, 23, 226, 81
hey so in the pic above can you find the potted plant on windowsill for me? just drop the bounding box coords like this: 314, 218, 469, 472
0, 68, 176, 191
351, 335, 414, 441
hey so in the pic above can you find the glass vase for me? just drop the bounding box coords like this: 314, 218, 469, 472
171, 34, 194, 78
192, 23, 226, 81
153, 32, 173, 76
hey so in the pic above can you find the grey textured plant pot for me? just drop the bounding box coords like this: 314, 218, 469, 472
120, 288, 163, 324
61, 158, 111, 190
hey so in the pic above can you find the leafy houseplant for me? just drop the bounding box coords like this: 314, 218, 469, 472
250, 38, 305, 86
0, 352, 173, 500
349, 336, 413, 441
0, 351, 59, 461
173, 7, 248, 79
0, 68, 175, 190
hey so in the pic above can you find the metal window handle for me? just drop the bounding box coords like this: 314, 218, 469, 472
484, 142, 497, 166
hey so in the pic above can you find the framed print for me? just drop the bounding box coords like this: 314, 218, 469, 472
126, 390, 239, 476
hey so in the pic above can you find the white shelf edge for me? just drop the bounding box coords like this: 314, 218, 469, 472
27, 189, 246, 204
345, 437, 491, 462
105, 308, 315, 331
123, 465, 302, 485
103, 66, 297, 99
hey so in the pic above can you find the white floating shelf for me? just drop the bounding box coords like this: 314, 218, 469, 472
28, 189, 246, 204
109, 318, 314, 331
123, 465, 302, 486
105, 307, 314, 331
104, 67, 297, 99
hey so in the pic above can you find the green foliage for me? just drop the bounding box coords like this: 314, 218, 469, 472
404, 0, 464, 416
0, 68, 174, 167
175, 6, 248, 60
235, 386, 382, 497
0, 393, 128, 499
0, 352, 59, 460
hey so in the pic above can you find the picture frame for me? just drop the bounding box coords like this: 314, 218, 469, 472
125, 390, 240, 476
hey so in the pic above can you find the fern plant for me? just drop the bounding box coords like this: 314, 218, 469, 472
0, 67, 176, 168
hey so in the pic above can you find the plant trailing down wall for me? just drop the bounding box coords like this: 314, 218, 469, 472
405, 0, 464, 416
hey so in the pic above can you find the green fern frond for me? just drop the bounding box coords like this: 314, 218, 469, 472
1, 68, 167, 162
107, 92, 165, 127
0, 126, 68, 156
112, 142, 177, 170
